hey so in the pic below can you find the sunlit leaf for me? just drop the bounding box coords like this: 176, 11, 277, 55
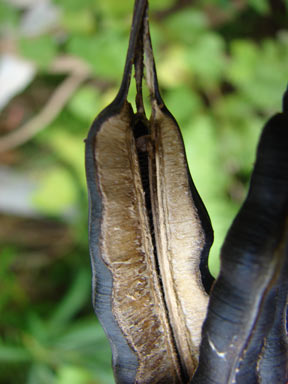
67, 33, 127, 79
61, 9, 95, 34
56, 365, 92, 384
0, 344, 31, 363
164, 9, 208, 44
185, 33, 226, 87
31, 168, 77, 217
19, 36, 57, 69
157, 46, 190, 87
27, 364, 55, 384
164, 86, 202, 126
46, 131, 86, 188
54, 319, 108, 350
249, 0, 269, 14
0, 1, 19, 28
48, 269, 91, 329
67, 86, 101, 122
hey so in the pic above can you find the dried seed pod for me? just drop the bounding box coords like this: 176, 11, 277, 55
192, 89, 288, 384
85, 1, 213, 382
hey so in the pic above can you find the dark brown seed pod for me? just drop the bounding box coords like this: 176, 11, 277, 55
85, 0, 213, 382
191, 89, 288, 384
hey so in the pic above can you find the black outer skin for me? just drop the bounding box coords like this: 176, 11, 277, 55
86, 103, 138, 384
85, 1, 147, 382
258, 258, 288, 384
191, 92, 288, 384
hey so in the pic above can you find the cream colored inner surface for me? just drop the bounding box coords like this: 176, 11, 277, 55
151, 105, 209, 380
95, 102, 182, 383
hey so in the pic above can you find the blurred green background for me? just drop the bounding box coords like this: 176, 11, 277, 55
0, 0, 287, 383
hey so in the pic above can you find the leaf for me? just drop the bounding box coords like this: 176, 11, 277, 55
54, 320, 108, 349
61, 9, 95, 34
157, 46, 189, 88
53, 0, 96, 12
48, 269, 91, 330
67, 86, 101, 122
164, 86, 202, 126
26, 313, 48, 343
98, 0, 134, 18
227, 38, 288, 112
0, 1, 19, 27
67, 33, 127, 80
183, 115, 238, 278
56, 365, 92, 384
164, 9, 208, 44
185, 33, 226, 87
31, 167, 77, 217
183, 115, 226, 201
19, 36, 57, 69
249, 0, 269, 14
27, 364, 56, 384
46, 131, 86, 188
0, 344, 31, 363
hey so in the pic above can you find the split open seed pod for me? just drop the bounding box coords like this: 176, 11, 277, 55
85, 0, 213, 382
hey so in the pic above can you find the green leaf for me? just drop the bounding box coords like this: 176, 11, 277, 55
32, 167, 77, 217
228, 40, 259, 84
0, 344, 31, 363
67, 33, 127, 80
164, 9, 208, 44
19, 36, 57, 68
98, 0, 134, 18
27, 364, 55, 384
26, 313, 48, 343
0, 1, 19, 28
227, 38, 288, 112
165, 86, 202, 126
249, 0, 269, 14
185, 33, 226, 87
149, 0, 175, 11
183, 115, 226, 201
67, 86, 101, 122
208, 200, 238, 277
156, 46, 189, 88
55, 319, 109, 350
56, 365, 92, 384
53, 0, 96, 12
45, 130, 86, 188
48, 269, 91, 329
61, 9, 95, 34
183, 115, 238, 277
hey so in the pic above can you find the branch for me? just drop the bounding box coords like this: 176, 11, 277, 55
0, 56, 90, 153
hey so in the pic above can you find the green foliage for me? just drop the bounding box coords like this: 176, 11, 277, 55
1, 0, 286, 382
248, 0, 269, 14
67, 86, 101, 122
227, 37, 288, 112
185, 32, 227, 88
0, 1, 19, 29
164, 9, 208, 43
0, 267, 114, 384
19, 36, 58, 69
32, 167, 78, 216
67, 33, 128, 79
0, 247, 27, 317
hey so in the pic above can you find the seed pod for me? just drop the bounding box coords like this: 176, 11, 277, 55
85, 1, 213, 382
192, 89, 288, 384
